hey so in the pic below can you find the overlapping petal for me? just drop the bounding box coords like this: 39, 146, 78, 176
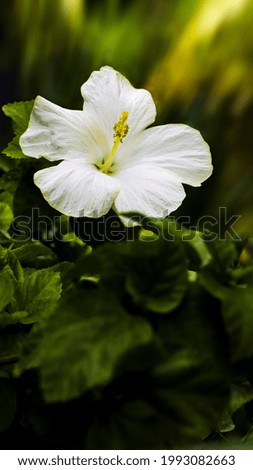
113, 165, 186, 220
34, 161, 120, 218
81, 66, 156, 142
116, 124, 212, 187
20, 96, 110, 164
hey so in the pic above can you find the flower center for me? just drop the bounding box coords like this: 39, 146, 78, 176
99, 111, 129, 174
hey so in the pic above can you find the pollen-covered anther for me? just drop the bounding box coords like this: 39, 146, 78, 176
99, 111, 129, 174
113, 111, 129, 143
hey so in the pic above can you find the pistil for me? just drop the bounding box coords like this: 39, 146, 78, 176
99, 111, 129, 174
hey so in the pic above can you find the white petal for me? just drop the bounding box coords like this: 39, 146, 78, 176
34, 161, 120, 218
113, 165, 186, 220
117, 124, 212, 187
20, 96, 109, 163
81, 66, 156, 141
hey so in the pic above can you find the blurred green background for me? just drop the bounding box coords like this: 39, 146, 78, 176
1, 0, 253, 234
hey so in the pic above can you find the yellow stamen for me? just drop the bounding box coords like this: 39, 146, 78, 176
99, 111, 129, 174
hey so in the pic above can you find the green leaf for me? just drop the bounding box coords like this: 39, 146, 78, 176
0, 268, 14, 311
0, 249, 24, 286
12, 241, 58, 269
201, 280, 253, 363
182, 230, 213, 269
217, 382, 253, 433
2, 101, 34, 160
0, 245, 7, 259
217, 412, 235, 433
85, 400, 165, 450
203, 237, 240, 273
222, 287, 253, 362
16, 292, 153, 402
0, 168, 23, 193
0, 246, 63, 326
243, 426, 253, 444
138, 216, 213, 267
199, 239, 253, 363
0, 191, 13, 208
200, 238, 249, 289
0, 202, 13, 237
2, 135, 28, 160
3, 101, 34, 135
126, 240, 187, 313
148, 289, 229, 445
0, 379, 17, 432
0, 332, 27, 364
82, 238, 188, 314
4, 251, 24, 282
201, 270, 253, 362
199, 269, 228, 300
14, 268, 62, 324
86, 285, 230, 449
0, 310, 29, 327
230, 382, 253, 414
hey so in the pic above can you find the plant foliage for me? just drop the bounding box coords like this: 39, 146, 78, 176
1, 101, 253, 450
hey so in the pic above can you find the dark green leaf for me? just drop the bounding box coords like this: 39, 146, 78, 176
125, 239, 188, 313
16, 292, 153, 402
216, 382, 253, 433
12, 241, 58, 268
86, 285, 230, 449
217, 412, 235, 433
222, 287, 253, 362
203, 238, 240, 272
201, 238, 249, 287
230, 382, 253, 414
148, 288, 229, 446
0, 202, 13, 237
0, 268, 14, 311
0, 168, 23, 193
0, 333, 27, 364
82, 237, 188, 314
242, 426, 253, 445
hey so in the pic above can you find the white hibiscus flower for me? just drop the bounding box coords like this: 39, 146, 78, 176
19, 66, 212, 223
